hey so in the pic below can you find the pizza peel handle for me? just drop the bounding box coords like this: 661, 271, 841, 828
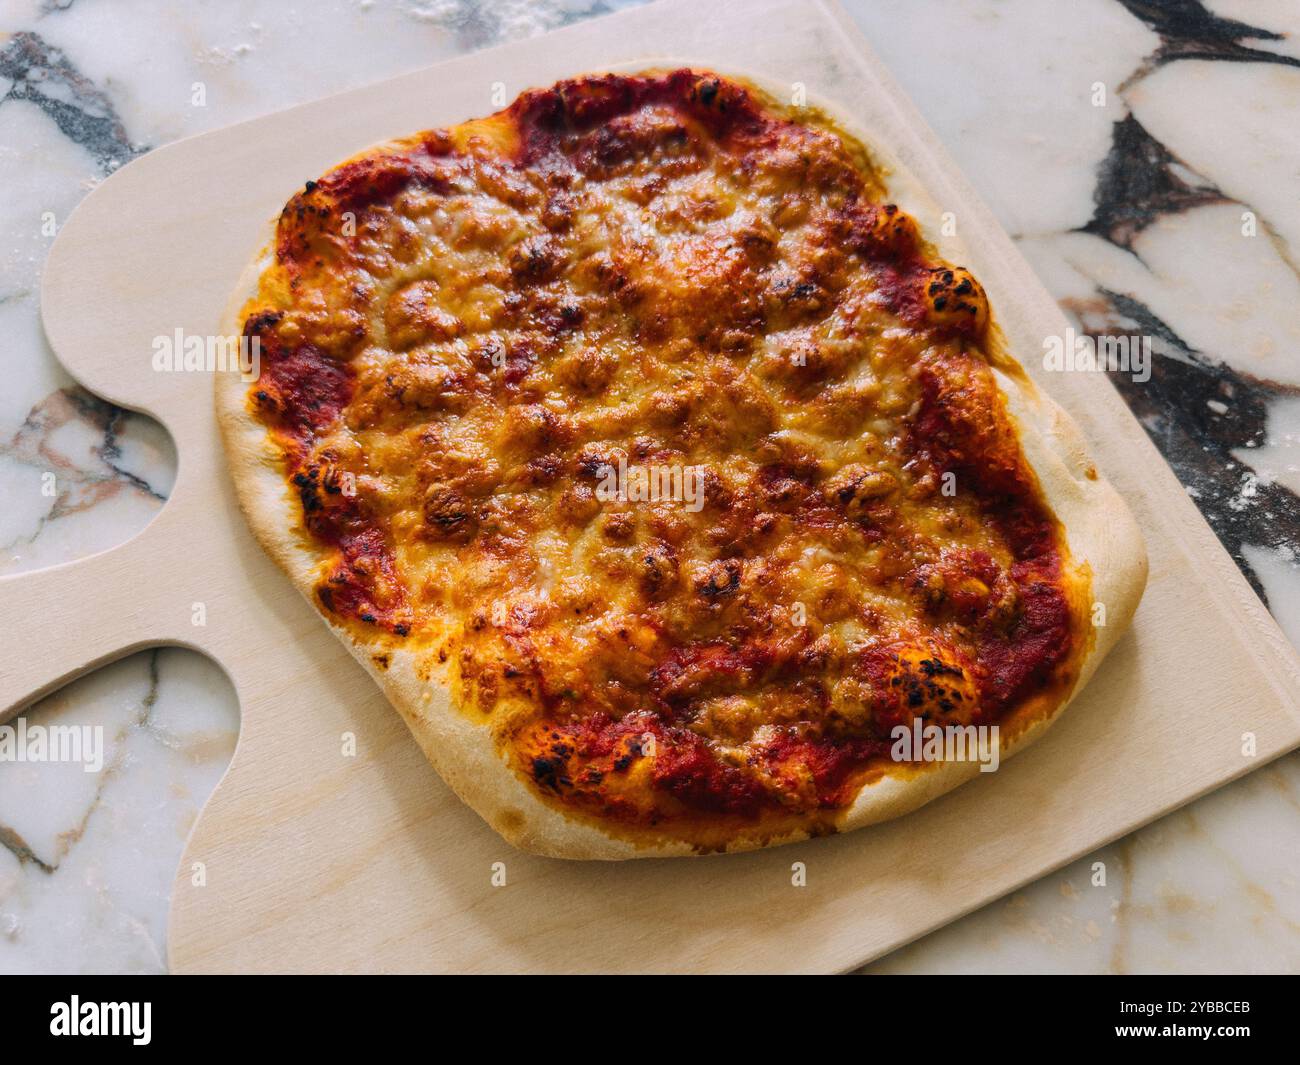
0, 130, 309, 720
1, 139, 372, 701
0, 157, 194, 720
0, 532, 189, 721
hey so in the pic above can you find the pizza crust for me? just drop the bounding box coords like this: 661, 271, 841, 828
216, 70, 1147, 860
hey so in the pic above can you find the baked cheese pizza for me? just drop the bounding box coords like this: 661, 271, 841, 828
218, 69, 1146, 858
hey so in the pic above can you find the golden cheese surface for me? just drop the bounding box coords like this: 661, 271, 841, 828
242, 71, 1077, 832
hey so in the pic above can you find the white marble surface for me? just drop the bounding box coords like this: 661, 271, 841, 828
0, 0, 1297, 974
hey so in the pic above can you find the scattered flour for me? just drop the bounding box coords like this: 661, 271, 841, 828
398, 0, 641, 43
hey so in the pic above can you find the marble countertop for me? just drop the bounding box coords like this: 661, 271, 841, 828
1, 0, 1297, 974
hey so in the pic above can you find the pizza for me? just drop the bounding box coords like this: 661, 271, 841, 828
217, 69, 1146, 858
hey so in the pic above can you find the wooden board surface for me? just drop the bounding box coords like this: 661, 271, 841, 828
2, 0, 1298, 973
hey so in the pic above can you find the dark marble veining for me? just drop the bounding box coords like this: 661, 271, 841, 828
1069, 290, 1297, 605
0, 31, 144, 171
1082, 114, 1226, 251
1070, 0, 1300, 607
1117, 0, 1300, 80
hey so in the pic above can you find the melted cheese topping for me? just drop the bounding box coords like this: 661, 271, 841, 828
243, 71, 1076, 834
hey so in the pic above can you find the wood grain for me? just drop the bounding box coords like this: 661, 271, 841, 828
1, 0, 1296, 973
